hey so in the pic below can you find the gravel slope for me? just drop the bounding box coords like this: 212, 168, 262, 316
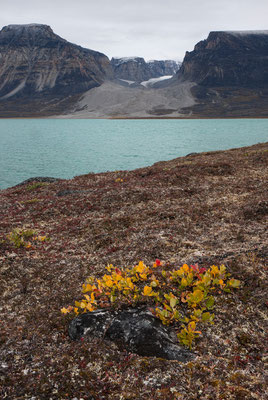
55, 80, 196, 118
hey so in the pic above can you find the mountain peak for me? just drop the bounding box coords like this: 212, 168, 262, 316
5, 23, 50, 28
0, 23, 61, 45
2, 23, 54, 34
212, 29, 268, 36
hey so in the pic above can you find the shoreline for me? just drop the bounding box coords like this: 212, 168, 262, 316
0, 116, 268, 120
1, 140, 267, 191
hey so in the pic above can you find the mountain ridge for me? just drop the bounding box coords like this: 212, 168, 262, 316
0, 25, 268, 117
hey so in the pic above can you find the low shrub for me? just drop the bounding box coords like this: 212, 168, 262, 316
7, 228, 49, 248
27, 182, 48, 191
62, 260, 240, 349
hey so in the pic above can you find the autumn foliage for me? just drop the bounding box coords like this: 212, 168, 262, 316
62, 260, 240, 349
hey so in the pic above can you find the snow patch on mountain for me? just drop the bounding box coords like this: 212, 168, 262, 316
141, 75, 173, 88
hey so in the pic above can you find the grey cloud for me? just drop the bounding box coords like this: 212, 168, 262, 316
0, 0, 267, 60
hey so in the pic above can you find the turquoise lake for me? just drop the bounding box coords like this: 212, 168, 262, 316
0, 118, 267, 190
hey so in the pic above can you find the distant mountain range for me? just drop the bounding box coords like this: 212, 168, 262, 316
0, 24, 267, 118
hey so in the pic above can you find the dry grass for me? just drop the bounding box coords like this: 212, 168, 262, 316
0, 142, 267, 399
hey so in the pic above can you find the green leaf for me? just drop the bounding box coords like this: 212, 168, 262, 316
170, 297, 177, 309
202, 312, 211, 322
192, 289, 204, 303
228, 278, 240, 288
206, 296, 215, 310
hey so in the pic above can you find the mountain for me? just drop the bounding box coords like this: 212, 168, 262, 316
147, 60, 181, 77
177, 30, 268, 87
176, 30, 268, 117
111, 57, 181, 83
0, 24, 111, 115
0, 25, 268, 118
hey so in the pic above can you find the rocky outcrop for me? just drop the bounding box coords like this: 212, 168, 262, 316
147, 59, 181, 77
111, 57, 180, 83
177, 30, 268, 87
69, 308, 195, 362
0, 24, 112, 100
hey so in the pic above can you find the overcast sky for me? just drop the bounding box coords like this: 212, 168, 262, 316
1, 0, 267, 61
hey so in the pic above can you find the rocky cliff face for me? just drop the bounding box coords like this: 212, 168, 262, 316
177, 30, 268, 87
147, 59, 181, 77
175, 30, 268, 117
111, 57, 180, 82
0, 24, 112, 100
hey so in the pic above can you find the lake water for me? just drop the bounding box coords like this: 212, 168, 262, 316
0, 118, 267, 190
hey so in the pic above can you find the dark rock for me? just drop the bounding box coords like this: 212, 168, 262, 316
15, 177, 61, 186
69, 308, 195, 362
56, 189, 91, 196
57, 189, 81, 197
185, 152, 198, 157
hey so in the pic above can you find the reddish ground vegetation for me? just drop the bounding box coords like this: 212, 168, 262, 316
0, 142, 267, 399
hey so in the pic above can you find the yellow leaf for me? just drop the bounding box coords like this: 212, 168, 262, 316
181, 277, 188, 287
140, 273, 147, 280
219, 264, 226, 274
106, 264, 114, 272
143, 286, 153, 296
126, 277, 134, 289
210, 265, 220, 277
192, 289, 204, 303
86, 303, 94, 312
61, 307, 69, 314
105, 279, 113, 288
182, 264, 189, 273
82, 284, 93, 293
136, 261, 145, 273
188, 321, 196, 331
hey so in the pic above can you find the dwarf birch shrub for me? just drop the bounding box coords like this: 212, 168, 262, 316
62, 260, 240, 349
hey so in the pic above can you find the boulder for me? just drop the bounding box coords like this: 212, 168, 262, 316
69, 308, 195, 362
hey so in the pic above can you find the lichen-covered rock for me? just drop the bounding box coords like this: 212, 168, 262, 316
69, 308, 195, 362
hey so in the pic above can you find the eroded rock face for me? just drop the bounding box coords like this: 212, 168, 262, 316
147, 60, 181, 77
111, 57, 181, 83
0, 24, 112, 99
69, 308, 194, 362
177, 30, 268, 87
